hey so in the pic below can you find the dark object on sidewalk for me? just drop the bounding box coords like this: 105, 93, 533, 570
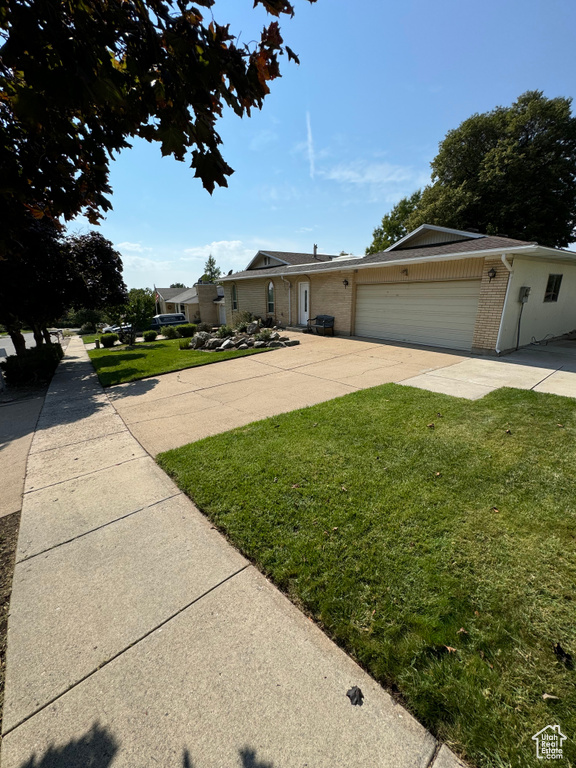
307, 315, 335, 336
554, 642, 574, 669
346, 686, 364, 706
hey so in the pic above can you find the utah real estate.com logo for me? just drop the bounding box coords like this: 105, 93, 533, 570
532, 724, 567, 760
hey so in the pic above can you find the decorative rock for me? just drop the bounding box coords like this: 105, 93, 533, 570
191, 331, 211, 349
268, 341, 285, 348
205, 337, 222, 350
254, 341, 267, 348
246, 339, 254, 347
279, 336, 290, 342
284, 339, 300, 347
220, 338, 235, 351
269, 331, 280, 341
247, 321, 259, 335
238, 343, 249, 350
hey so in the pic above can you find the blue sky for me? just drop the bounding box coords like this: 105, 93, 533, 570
72, 0, 576, 289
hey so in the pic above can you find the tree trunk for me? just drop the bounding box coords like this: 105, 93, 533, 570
32, 324, 44, 347
42, 327, 52, 344
7, 327, 26, 356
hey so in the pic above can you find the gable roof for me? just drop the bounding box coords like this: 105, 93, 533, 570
387, 224, 485, 251
156, 287, 190, 301
168, 286, 198, 304
245, 250, 335, 270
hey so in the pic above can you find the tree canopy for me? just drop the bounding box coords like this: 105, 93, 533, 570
0, 0, 315, 253
366, 91, 576, 253
201, 254, 221, 283
0, 228, 127, 353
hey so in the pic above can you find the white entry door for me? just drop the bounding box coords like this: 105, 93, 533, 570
298, 282, 310, 325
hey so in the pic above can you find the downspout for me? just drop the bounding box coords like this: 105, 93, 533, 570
495, 254, 513, 355
280, 275, 292, 325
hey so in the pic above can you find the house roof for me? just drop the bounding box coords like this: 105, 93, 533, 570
156, 287, 190, 301
221, 228, 576, 282
244, 249, 336, 270
168, 286, 198, 304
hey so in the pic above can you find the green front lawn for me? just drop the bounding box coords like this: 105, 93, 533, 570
88, 338, 270, 386
81, 333, 100, 344
157, 385, 576, 768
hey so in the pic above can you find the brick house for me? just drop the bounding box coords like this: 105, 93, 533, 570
220, 225, 576, 354
155, 283, 225, 326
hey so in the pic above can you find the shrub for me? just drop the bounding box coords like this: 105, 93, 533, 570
80, 322, 96, 334
143, 330, 158, 342
163, 325, 179, 339
196, 322, 212, 333
216, 324, 234, 339
178, 338, 191, 350
176, 323, 197, 338
0, 343, 64, 386
233, 310, 254, 332
100, 333, 118, 348
255, 328, 272, 342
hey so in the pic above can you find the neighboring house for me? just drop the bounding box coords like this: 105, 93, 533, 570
220, 226, 576, 354
155, 284, 225, 325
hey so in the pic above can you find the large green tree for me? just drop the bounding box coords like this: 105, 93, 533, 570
366, 190, 422, 254
0, 229, 127, 354
0, 0, 314, 254
366, 92, 576, 252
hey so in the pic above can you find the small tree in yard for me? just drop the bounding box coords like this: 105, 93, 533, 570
200, 254, 222, 283
107, 288, 156, 345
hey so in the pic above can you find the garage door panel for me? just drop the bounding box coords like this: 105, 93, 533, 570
355, 280, 481, 350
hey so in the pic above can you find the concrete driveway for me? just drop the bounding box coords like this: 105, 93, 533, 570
107, 333, 576, 456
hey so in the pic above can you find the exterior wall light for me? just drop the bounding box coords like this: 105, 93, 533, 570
488, 267, 497, 282
401, 268, 408, 275
343, 279, 349, 288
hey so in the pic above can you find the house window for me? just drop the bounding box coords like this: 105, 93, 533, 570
544, 274, 563, 302
180, 304, 186, 313
263, 256, 270, 266
267, 281, 275, 313
232, 284, 238, 311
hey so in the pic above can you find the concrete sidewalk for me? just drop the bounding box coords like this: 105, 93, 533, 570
1, 338, 465, 767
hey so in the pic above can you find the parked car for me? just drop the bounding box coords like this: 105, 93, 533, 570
150, 314, 186, 331
101, 323, 132, 334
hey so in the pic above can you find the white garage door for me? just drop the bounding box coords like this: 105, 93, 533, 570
355, 280, 481, 350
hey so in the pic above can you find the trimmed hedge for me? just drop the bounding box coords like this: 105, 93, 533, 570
176, 323, 197, 338
100, 333, 119, 348
143, 330, 158, 342
0, 343, 64, 386
162, 325, 179, 339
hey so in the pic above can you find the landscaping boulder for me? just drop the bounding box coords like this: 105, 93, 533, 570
191, 331, 211, 349
270, 331, 280, 341
284, 339, 300, 347
238, 343, 249, 350
247, 321, 259, 335
205, 337, 222, 350
220, 338, 235, 351
254, 341, 267, 349
268, 341, 285, 348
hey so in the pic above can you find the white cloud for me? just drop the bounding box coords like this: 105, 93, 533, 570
122, 254, 173, 271
182, 239, 272, 272
306, 111, 315, 179
321, 160, 429, 203
116, 241, 152, 253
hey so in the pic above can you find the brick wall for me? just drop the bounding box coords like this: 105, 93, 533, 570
471, 258, 510, 353
195, 284, 219, 326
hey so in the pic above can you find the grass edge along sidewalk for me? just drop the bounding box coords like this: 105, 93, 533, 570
157, 383, 576, 768
88, 338, 270, 386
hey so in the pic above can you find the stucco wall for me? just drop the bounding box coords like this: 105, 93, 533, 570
498, 257, 576, 351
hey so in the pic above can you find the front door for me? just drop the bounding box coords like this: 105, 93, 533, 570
298, 282, 310, 325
